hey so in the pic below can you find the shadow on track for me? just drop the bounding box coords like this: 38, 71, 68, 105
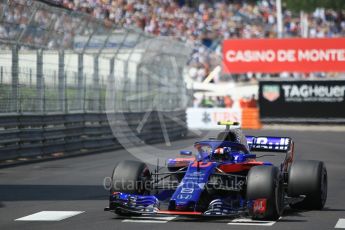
112, 215, 308, 224
112, 215, 234, 223
322, 207, 345, 212
0, 185, 107, 201
283, 208, 306, 217
278, 219, 307, 223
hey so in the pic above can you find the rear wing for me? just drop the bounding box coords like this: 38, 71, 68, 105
246, 136, 293, 152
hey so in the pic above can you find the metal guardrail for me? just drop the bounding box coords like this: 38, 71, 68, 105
0, 110, 187, 164
0, 0, 190, 115
0, 1, 190, 165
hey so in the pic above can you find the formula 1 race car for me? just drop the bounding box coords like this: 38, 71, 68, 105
104, 121, 327, 220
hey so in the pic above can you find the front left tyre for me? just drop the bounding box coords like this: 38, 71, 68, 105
288, 160, 327, 210
111, 160, 151, 195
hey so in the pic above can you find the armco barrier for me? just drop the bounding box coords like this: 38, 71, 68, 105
0, 111, 187, 164
0, 1, 190, 166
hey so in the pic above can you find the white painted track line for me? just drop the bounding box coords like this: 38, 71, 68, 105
335, 219, 345, 228
227, 217, 279, 226
15, 211, 84, 221
122, 216, 176, 223
122, 220, 168, 223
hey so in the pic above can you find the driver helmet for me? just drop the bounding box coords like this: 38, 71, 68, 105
215, 147, 231, 154
214, 147, 224, 155
214, 147, 232, 155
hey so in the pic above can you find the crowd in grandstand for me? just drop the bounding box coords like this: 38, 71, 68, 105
1, 0, 345, 82
0, 1, 86, 48
197, 94, 257, 108
53, 0, 345, 82
49, 1, 344, 39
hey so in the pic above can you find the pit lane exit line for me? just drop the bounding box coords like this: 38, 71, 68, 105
335, 219, 345, 228
15, 211, 85, 221
227, 217, 281, 226
122, 216, 176, 223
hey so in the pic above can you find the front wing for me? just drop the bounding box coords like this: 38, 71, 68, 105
105, 192, 252, 217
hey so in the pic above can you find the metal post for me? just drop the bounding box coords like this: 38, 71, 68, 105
65, 71, 68, 112
77, 53, 84, 111
58, 50, 65, 112
29, 68, 32, 87
135, 60, 142, 113
0, 66, 3, 84
36, 49, 44, 112
300, 11, 309, 38
108, 57, 115, 112
109, 57, 115, 79
83, 73, 87, 112
276, 0, 283, 38
11, 45, 19, 112
93, 56, 100, 111
128, 33, 143, 112
123, 60, 129, 112
43, 77, 46, 113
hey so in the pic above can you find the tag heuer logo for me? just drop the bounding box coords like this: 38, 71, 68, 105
263, 85, 280, 102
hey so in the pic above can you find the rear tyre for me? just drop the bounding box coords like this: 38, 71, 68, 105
247, 166, 284, 220
111, 160, 151, 195
288, 160, 327, 210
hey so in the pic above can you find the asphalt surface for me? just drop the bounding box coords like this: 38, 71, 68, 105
0, 129, 345, 230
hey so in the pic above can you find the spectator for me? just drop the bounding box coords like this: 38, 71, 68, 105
2, 0, 344, 81
199, 95, 215, 108
239, 97, 249, 108
247, 94, 258, 108
224, 95, 234, 108
216, 96, 225, 107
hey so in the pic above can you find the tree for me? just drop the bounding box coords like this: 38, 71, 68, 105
284, 0, 345, 12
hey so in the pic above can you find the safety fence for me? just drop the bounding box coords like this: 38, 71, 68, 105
0, 1, 191, 164
0, 111, 187, 164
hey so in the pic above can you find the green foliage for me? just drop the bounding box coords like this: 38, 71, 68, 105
284, 0, 345, 12
0, 85, 10, 99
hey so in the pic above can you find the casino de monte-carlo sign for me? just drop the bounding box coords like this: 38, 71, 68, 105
222, 38, 345, 73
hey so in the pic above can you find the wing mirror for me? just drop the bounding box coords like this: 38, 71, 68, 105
180, 150, 192, 156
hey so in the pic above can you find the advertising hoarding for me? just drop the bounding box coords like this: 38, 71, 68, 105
223, 38, 345, 73
259, 80, 345, 120
187, 108, 242, 129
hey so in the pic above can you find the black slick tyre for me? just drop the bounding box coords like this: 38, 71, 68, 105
111, 160, 151, 195
247, 165, 284, 220
288, 160, 327, 210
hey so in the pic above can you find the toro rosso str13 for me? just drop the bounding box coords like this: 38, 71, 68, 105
104, 121, 327, 220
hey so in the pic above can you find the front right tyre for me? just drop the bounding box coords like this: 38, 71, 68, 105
247, 165, 284, 220
111, 160, 151, 195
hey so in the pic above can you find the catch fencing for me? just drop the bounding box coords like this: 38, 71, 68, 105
0, 0, 190, 164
